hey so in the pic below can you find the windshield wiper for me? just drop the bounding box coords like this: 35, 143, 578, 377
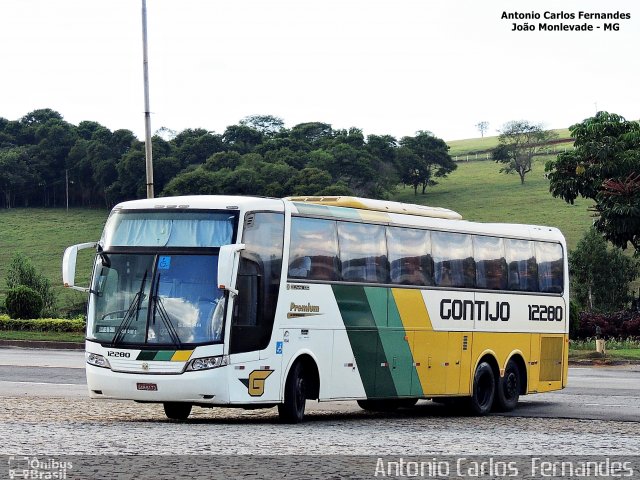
150, 274, 182, 348
111, 270, 148, 346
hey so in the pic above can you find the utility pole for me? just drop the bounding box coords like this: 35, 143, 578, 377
142, 0, 154, 199
66, 169, 69, 212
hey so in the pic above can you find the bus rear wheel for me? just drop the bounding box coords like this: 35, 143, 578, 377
163, 402, 192, 420
278, 362, 306, 423
495, 359, 520, 412
469, 362, 495, 415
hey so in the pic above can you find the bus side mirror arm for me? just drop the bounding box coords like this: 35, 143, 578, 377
218, 244, 245, 296
62, 242, 98, 292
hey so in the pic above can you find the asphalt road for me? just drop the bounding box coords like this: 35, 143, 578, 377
0, 347, 638, 422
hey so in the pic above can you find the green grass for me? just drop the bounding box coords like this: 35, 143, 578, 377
569, 349, 640, 361
569, 338, 640, 361
447, 128, 574, 158
0, 208, 108, 311
0, 330, 85, 342
392, 156, 593, 250
570, 338, 640, 350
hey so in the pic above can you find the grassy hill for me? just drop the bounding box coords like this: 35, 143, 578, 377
446, 128, 574, 158
392, 155, 592, 248
0, 135, 594, 315
0, 209, 108, 313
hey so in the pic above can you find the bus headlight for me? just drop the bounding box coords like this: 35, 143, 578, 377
86, 352, 111, 369
186, 355, 228, 371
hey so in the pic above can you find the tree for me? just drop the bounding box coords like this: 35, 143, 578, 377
239, 115, 285, 136
0, 147, 32, 207
569, 227, 639, 312
222, 125, 263, 154
493, 121, 555, 185
546, 112, 640, 251
398, 131, 456, 195
475, 121, 489, 138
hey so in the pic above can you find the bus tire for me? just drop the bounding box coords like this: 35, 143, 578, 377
278, 361, 306, 423
469, 362, 495, 415
163, 402, 192, 420
495, 359, 520, 412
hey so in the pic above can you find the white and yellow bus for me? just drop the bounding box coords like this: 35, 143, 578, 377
63, 195, 568, 423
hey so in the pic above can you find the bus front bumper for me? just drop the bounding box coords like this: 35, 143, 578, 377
86, 364, 230, 404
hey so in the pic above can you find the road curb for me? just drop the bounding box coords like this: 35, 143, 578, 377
0, 339, 84, 350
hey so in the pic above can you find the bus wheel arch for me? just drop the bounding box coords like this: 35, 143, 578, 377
469, 353, 499, 415
278, 353, 320, 423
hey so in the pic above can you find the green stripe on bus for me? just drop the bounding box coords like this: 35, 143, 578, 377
332, 285, 397, 399
136, 350, 176, 361
136, 351, 158, 361
388, 291, 423, 397
332, 285, 396, 398
153, 351, 175, 361
365, 287, 419, 397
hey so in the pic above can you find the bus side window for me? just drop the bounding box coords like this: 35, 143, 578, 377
338, 222, 390, 284
432, 231, 475, 288
536, 242, 564, 293
230, 212, 284, 355
387, 227, 433, 286
474, 235, 508, 290
288, 218, 341, 281
505, 239, 538, 292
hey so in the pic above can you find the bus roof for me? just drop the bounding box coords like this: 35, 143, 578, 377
112, 195, 284, 212
110, 195, 565, 245
286, 196, 462, 220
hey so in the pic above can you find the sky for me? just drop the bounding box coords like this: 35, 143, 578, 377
0, 0, 638, 141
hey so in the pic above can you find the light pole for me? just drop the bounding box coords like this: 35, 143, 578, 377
142, 0, 154, 199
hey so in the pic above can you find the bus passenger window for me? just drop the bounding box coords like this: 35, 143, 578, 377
505, 239, 538, 292
536, 242, 564, 293
386, 227, 433, 286
288, 218, 340, 281
338, 222, 390, 284
473, 236, 508, 290
432, 232, 475, 288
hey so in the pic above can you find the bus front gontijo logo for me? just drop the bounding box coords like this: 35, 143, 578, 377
287, 302, 321, 319
239, 370, 274, 397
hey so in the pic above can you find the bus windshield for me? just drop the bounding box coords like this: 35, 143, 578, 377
88, 254, 225, 346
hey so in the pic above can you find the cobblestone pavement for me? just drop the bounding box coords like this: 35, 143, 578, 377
1, 396, 639, 456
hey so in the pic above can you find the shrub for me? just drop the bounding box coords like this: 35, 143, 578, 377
4, 286, 44, 319
0, 315, 85, 332
576, 310, 640, 339
6, 252, 57, 313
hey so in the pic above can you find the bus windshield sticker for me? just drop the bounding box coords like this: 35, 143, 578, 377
158, 256, 171, 270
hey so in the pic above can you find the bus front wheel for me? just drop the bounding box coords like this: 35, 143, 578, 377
469, 362, 495, 415
163, 402, 192, 420
278, 362, 306, 423
495, 359, 520, 412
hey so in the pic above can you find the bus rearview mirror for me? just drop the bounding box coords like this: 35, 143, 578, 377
62, 242, 98, 292
218, 244, 245, 296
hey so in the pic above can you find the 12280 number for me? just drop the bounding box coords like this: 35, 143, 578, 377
528, 304, 563, 322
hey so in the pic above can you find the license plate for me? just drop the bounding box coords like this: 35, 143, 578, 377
136, 383, 157, 391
